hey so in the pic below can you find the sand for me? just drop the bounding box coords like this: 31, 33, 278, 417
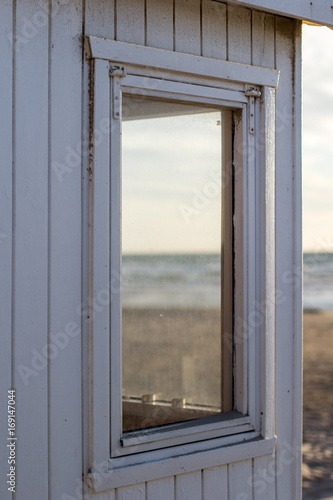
303, 311, 333, 499
122, 307, 333, 498
122, 307, 222, 408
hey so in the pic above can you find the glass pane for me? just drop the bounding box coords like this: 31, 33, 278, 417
121, 95, 225, 433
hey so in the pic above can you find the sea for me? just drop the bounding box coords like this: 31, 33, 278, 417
303, 252, 333, 311
122, 253, 221, 308
122, 253, 333, 312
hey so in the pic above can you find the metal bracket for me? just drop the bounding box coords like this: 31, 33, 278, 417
110, 65, 126, 120
245, 88, 261, 135
112, 78, 121, 120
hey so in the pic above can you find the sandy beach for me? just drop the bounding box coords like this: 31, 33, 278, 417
302, 311, 333, 499
123, 307, 333, 497
123, 308, 222, 408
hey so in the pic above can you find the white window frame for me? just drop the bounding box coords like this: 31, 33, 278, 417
85, 37, 278, 492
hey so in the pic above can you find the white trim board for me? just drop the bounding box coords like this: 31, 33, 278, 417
224, 0, 333, 29
87, 36, 278, 492
85, 37, 280, 88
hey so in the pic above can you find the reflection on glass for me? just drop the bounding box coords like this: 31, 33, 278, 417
122, 95, 223, 432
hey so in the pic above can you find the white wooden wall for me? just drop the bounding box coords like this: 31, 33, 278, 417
0, 1, 302, 499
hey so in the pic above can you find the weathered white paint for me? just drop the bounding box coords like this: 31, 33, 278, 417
116, 0, 145, 45
86, 37, 277, 489
83, 0, 116, 492
0, 3, 13, 499
86, 38, 280, 87
228, 4, 252, 64
146, 0, 174, 50
89, 58, 111, 472
175, 471, 202, 500
89, 438, 276, 491
292, 22, 303, 498
275, 17, 300, 500
260, 85, 276, 439
227, 0, 333, 29
228, 460, 253, 499
116, 482, 146, 500
202, 0, 227, 59
14, 0, 49, 498
174, 0, 201, 55
202, 465, 228, 499
146, 477, 175, 500
49, 2, 83, 497
0, 1, 302, 499
254, 454, 276, 499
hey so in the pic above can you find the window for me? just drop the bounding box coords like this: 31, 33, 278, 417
121, 96, 233, 434
86, 37, 278, 491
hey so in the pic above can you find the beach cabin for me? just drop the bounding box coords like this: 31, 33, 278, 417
1, 1, 332, 499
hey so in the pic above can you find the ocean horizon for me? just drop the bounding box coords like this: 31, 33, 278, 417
122, 252, 333, 312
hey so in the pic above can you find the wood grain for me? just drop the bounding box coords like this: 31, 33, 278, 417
174, 0, 201, 55
146, 0, 174, 50
116, 0, 145, 44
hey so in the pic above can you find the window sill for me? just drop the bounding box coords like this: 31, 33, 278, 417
87, 436, 276, 492
120, 410, 252, 450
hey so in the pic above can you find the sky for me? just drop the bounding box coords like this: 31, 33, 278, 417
122, 101, 222, 254
302, 24, 333, 252
122, 25, 333, 255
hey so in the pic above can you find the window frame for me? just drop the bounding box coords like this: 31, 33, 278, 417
86, 37, 278, 492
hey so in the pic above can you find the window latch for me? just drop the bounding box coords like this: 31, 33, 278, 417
245, 87, 261, 135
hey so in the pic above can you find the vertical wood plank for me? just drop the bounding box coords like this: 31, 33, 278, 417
253, 455, 276, 500
89, 58, 111, 469
97, 492, 116, 500
146, 0, 174, 50
174, 0, 201, 55
116, 0, 145, 45
85, 0, 115, 39
146, 476, 175, 500
259, 87, 276, 439
84, 485, 116, 500
227, 4, 252, 64
14, 0, 49, 497
116, 482, 146, 500
0, 2, 13, 497
228, 460, 253, 500
251, 11, 275, 68
274, 16, 296, 500
251, 9, 276, 439
175, 471, 201, 500
49, 0, 83, 498
292, 20, 303, 500
201, 0, 227, 60
203, 466, 228, 500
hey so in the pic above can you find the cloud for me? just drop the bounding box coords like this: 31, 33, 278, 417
302, 25, 333, 250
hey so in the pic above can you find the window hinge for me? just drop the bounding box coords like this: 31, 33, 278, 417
245, 88, 261, 135
110, 66, 126, 120
245, 88, 261, 98
109, 65, 126, 77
